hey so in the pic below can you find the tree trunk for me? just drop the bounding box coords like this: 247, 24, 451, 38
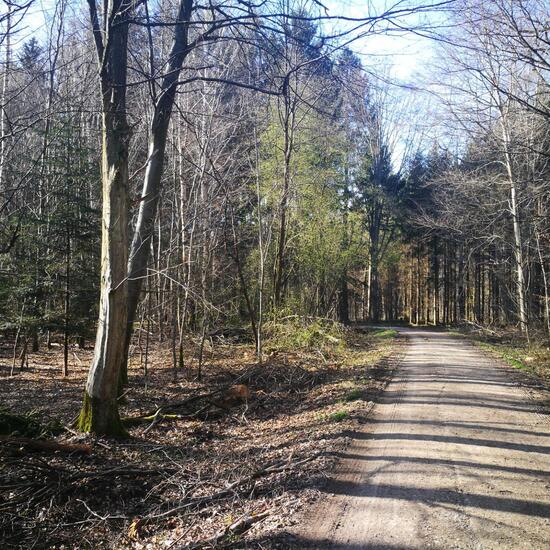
123, 0, 193, 378
273, 98, 293, 308
500, 109, 528, 333
339, 273, 350, 325
535, 229, 550, 338
0, 7, 11, 190
433, 238, 439, 324
78, 0, 131, 436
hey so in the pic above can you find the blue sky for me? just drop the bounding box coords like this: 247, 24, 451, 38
323, 0, 437, 82
10, 0, 441, 158
16, 0, 435, 81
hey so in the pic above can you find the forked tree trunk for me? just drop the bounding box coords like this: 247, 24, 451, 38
78, 0, 131, 436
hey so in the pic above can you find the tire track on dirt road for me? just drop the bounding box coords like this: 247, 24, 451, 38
290, 328, 550, 549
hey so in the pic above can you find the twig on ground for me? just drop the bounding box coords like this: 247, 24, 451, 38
175, 510, 271, 550
143, 408, 163, 435
76, 499, 127, 521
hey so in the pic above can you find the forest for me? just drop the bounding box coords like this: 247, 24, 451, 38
1, 0, 549, 549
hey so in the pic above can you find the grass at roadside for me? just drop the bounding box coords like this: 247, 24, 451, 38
452, 327, 550, 381
370, 328, 398, 339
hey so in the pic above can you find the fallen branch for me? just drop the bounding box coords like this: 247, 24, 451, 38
123, 411, 185, 428
143, 409, 165, 435
0, 436, 92, 454
123, 366, 261, 424
461, 319, 499, 336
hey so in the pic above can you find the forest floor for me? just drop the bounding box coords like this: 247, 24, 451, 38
0, 325, 402, 549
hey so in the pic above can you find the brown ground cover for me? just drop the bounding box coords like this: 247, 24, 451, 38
0, 327, 400, 549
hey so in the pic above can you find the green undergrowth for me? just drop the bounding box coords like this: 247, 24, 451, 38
476, 340, 550, 379
477, 342, 526, 370
263, 317, 399, 356
264, 316, 346, 353
342, 388, 363, 402
370, 328, 398, 339
260, 317, 398, 427
327, 410, 349, 422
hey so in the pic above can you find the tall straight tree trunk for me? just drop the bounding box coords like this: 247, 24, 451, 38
0, 7, 11, 190
408, 255, 413, 323
78, 0, 131, 435
368, 207, 382, 322
535, 229, 550, 338
418, 253, 423, 324
338, 201, 350, 325
273, 154, 290, 307
253, 126, 266, 361
433, 238, 440, 324
273, 84, 295, 308
500, 109, 528, 333
509, 175, 528, 333
361, 267, 368, 320
457, 244, 465, 322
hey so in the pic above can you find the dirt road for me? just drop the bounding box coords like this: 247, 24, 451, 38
292, 328, 550, 549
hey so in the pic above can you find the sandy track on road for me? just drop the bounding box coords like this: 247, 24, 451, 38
291, 328, 550, 549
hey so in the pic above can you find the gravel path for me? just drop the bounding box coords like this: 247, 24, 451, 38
293, 328, 550, 549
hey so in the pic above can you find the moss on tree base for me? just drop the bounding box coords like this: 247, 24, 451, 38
77, 391, 128, 438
